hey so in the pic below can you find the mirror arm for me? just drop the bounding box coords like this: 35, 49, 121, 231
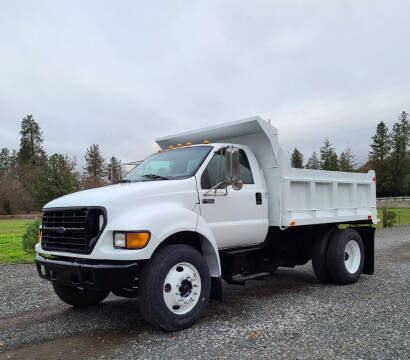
203, 181, 228, 196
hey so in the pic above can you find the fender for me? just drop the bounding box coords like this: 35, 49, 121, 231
84, 205, 222, 278
100, 205, 198, 259
195, 214, 221, 277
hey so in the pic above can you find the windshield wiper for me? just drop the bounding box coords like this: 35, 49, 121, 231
141, 174, 169, 180
118, 179, 132, 183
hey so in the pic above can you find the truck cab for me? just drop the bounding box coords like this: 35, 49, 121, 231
35, 116, 376, 331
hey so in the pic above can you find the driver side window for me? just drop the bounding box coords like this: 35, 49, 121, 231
201, 149, 254, 189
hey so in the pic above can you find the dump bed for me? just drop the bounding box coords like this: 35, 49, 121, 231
156, 116, 378, 227
281, 167, 377, 226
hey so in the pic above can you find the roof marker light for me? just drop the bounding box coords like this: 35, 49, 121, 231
203, 140, 209, 144
168, 145, 174, 149
177, 143, 183, 147
157, 149, 163, 153
185, 141, 192, 146
290, 221, 296, 226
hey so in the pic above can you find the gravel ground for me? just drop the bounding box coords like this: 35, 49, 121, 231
0, 225, 409, 360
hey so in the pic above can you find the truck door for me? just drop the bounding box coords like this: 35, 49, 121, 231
198, 148, 268, 249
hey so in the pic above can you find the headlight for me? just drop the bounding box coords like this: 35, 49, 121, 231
113, 231, 150, 249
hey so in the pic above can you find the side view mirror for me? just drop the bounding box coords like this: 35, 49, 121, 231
225, 146, 243, 191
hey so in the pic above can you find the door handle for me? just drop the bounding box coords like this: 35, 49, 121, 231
202, 199, 215, 204
255, 192, 262, 205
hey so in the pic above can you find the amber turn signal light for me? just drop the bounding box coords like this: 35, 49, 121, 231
114, 231, 151, 249
126, 232, 150, 249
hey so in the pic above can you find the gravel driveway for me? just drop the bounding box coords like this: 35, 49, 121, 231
0, 226, 409, 360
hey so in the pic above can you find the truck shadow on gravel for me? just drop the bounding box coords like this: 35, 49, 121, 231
0, 268, 350, 360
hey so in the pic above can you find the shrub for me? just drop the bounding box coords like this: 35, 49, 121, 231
22, 218, 42, 253
385, 211, 397, 227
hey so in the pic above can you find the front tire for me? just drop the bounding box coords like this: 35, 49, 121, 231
326, 229, 365, 284
52, 283, 109, 307
139, 244, 211, 331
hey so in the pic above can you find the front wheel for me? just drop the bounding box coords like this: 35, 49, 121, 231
326, 229, 365, 284
139, 244, 211, 331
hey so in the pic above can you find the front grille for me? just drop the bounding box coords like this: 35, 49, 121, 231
41, 207, 106, 254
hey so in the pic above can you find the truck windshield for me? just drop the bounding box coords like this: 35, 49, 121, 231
124, 146, 212, 182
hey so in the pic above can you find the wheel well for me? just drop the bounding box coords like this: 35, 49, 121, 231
156, 231, 202, 253
154, 231, 221, 277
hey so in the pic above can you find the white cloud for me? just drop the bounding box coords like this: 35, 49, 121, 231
0, 0, 409, 168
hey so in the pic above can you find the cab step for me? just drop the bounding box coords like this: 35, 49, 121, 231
229, 272, 270, 285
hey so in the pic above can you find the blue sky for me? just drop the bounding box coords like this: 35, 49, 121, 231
1, 0, 409, 166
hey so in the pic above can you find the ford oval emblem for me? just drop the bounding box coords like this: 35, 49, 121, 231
57, 227, 66, 234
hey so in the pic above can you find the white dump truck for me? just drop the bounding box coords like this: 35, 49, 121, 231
35, 116, 377, 331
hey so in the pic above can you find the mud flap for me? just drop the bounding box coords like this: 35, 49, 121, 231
210, 277, 223, 300
349, 226, 375, 275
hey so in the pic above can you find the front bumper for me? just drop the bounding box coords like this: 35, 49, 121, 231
35, 254, 139, 290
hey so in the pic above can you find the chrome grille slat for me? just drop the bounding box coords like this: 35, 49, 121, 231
41, 208, 104, 254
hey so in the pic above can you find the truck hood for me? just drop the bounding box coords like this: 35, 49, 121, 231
43, 178, 198, 209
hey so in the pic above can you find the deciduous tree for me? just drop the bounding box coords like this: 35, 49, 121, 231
339, 148, 356, 172
0, 148, 16, 174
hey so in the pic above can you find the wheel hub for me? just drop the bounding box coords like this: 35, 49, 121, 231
344, 240, 361, 274
179, 279, 193, 297
163, 262, 201, 315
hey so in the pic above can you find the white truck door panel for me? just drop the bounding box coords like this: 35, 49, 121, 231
199, 187, 267, 248
198, 147, 268, 249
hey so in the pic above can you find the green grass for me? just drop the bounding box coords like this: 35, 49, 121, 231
0, 219, 36, 264
376, 207, 410, 229
0, 208, 410, 264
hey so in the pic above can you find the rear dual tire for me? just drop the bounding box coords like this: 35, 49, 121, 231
312, 228, 365, 285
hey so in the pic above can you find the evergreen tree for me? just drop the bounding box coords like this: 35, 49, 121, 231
32, 154, 80, 207
339, 148, 356, 172
369, 121, 391, 161
306, 152, 320, 169
84, 144, 106, 188
84, 144, 106, 177
320, 138, 339, 171
107, 156, 123, 184
369, 121, 392, 195
291, 148, 304, 168
390, 111, 410, 195
17, 114, 45, 166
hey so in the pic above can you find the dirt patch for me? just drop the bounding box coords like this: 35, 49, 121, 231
0, 305, 68, 330
0, 331, 133, 360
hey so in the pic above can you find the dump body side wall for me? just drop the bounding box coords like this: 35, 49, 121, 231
280, 168, 378, 227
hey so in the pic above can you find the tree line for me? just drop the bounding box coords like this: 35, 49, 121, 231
290, 111, 410, 196
1, 111, 409, 214
0, 115, 123, 214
